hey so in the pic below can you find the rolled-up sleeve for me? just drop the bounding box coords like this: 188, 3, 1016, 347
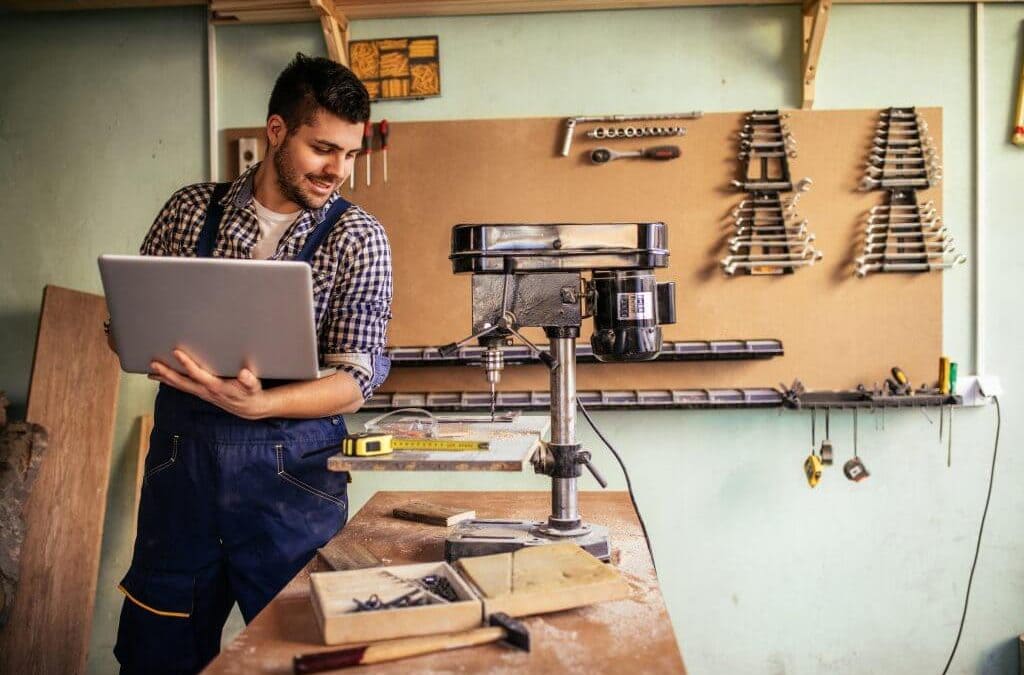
320, 223, 393, 401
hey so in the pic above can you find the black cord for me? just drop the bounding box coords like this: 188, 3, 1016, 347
576, 399, 657, 572
941, 396, 1001, 675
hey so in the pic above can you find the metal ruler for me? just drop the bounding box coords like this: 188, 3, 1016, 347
393, 438, 490, 452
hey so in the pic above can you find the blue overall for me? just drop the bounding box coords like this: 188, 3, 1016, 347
115, 184, 372, 674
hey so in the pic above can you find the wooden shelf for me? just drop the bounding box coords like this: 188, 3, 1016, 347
1, 0, 1012, 18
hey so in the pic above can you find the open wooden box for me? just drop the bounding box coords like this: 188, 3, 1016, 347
309, 543, 631, 645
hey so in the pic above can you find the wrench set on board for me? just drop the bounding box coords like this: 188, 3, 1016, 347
855, 107, 966, 277
721, 110, 822, 276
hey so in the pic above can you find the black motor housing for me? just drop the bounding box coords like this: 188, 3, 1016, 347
589, 270, 676, 362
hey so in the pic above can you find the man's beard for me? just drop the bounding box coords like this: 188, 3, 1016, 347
273, 137, 333, 211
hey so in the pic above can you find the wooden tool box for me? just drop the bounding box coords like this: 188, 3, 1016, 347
309, 543, 631, 645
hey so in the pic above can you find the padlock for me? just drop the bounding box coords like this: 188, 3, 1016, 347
804, 452, 823, 488
843, 457, 870, 482
819, 439, 834, 466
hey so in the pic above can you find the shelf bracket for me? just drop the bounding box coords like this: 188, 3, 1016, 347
801, 0, 831, 109
311, 0, 349, 67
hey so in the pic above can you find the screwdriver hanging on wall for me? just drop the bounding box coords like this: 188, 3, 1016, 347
364, 121, 373, 187
380, 119, 390, 185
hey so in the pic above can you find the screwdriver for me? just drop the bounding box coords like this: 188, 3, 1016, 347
590, 145, 681, 164
379, 119, 390, 185
887, 365, 911, 396
363, 121, 373, 187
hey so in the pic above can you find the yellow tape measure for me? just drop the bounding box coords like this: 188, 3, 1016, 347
341, 432, 490, 457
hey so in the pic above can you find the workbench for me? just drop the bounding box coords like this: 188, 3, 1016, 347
203, 491, 686, 674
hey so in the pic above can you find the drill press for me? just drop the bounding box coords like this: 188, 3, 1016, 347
440, 222, 676, 561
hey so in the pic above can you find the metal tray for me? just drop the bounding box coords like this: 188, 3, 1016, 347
450, 222, 669, 273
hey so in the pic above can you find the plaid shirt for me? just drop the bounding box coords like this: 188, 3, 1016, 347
140, 163, 393, 400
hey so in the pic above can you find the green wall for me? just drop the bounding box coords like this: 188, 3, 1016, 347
0, 4, 1020, 674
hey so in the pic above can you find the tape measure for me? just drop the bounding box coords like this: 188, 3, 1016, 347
341, 432, 490, 457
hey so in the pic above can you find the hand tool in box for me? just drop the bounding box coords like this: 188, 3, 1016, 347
292, 612, 529, 673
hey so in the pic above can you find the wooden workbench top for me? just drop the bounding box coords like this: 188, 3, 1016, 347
204, 491, 686, 675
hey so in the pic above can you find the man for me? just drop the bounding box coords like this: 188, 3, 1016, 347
113, 54, 392, 674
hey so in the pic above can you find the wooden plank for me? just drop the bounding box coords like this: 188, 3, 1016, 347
131, 414, 153, 541
456, 543, 631, 618
205, 491, 686, 674
455, 547, 512, 597
326, 415, 548, 472
0, 286, 121, 675
392, 500, 476, 526
316, 539, 383, 571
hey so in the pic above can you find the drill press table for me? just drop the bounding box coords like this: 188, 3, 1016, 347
326, 415, 550, 472
203, 491, 686, 675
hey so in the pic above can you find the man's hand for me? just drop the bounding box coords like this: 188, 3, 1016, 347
149, 349, 270, 420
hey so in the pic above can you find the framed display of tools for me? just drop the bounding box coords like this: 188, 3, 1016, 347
348, 36, 441, 101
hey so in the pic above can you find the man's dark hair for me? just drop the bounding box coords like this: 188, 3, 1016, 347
268, 53, 370, 131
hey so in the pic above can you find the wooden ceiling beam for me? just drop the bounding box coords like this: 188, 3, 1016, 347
2, 0, 1016, 19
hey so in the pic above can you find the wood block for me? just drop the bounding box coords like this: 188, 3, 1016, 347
456, 543, 631, 618
316, 539, 382, 571
392, 500, 475, 526
0, 286, 121, 675
453, 548, 512, 598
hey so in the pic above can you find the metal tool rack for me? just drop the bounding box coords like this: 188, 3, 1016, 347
722, 110, 822, 275
856, 107, 965, 277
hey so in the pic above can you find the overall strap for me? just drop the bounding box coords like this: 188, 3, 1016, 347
196, 182, 233, 258
296, 196, 352, 264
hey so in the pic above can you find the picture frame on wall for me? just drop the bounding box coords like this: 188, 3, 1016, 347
348, 35, 441, 101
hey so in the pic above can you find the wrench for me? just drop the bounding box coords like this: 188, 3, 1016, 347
856, 256, 966, 277
723, 253, 823, 275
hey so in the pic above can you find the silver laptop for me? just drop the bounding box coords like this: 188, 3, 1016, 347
98, 255, 335, 380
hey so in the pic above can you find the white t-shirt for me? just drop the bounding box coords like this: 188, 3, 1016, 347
251, 198, 301, 260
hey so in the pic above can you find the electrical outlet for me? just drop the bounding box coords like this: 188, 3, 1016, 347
238, 137, 259, 173
956, 375, 1002, 406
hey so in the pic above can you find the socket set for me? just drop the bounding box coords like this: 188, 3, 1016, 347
721, 110, 822, 276
856, 107, 965, 277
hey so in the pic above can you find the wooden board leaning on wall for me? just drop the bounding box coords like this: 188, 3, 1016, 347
223, 108, 942, 392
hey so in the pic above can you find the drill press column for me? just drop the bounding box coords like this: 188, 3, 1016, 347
548, 337, 581, 531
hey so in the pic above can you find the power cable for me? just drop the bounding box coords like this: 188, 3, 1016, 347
940, 396, 1001, 674
577, 399, 657, 572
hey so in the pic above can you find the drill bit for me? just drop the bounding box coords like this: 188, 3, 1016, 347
489, 382, 496, 421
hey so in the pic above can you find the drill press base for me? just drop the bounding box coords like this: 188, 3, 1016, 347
444, 519, 610, 562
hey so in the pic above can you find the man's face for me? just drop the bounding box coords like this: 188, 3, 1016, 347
270, 110, 364, 210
